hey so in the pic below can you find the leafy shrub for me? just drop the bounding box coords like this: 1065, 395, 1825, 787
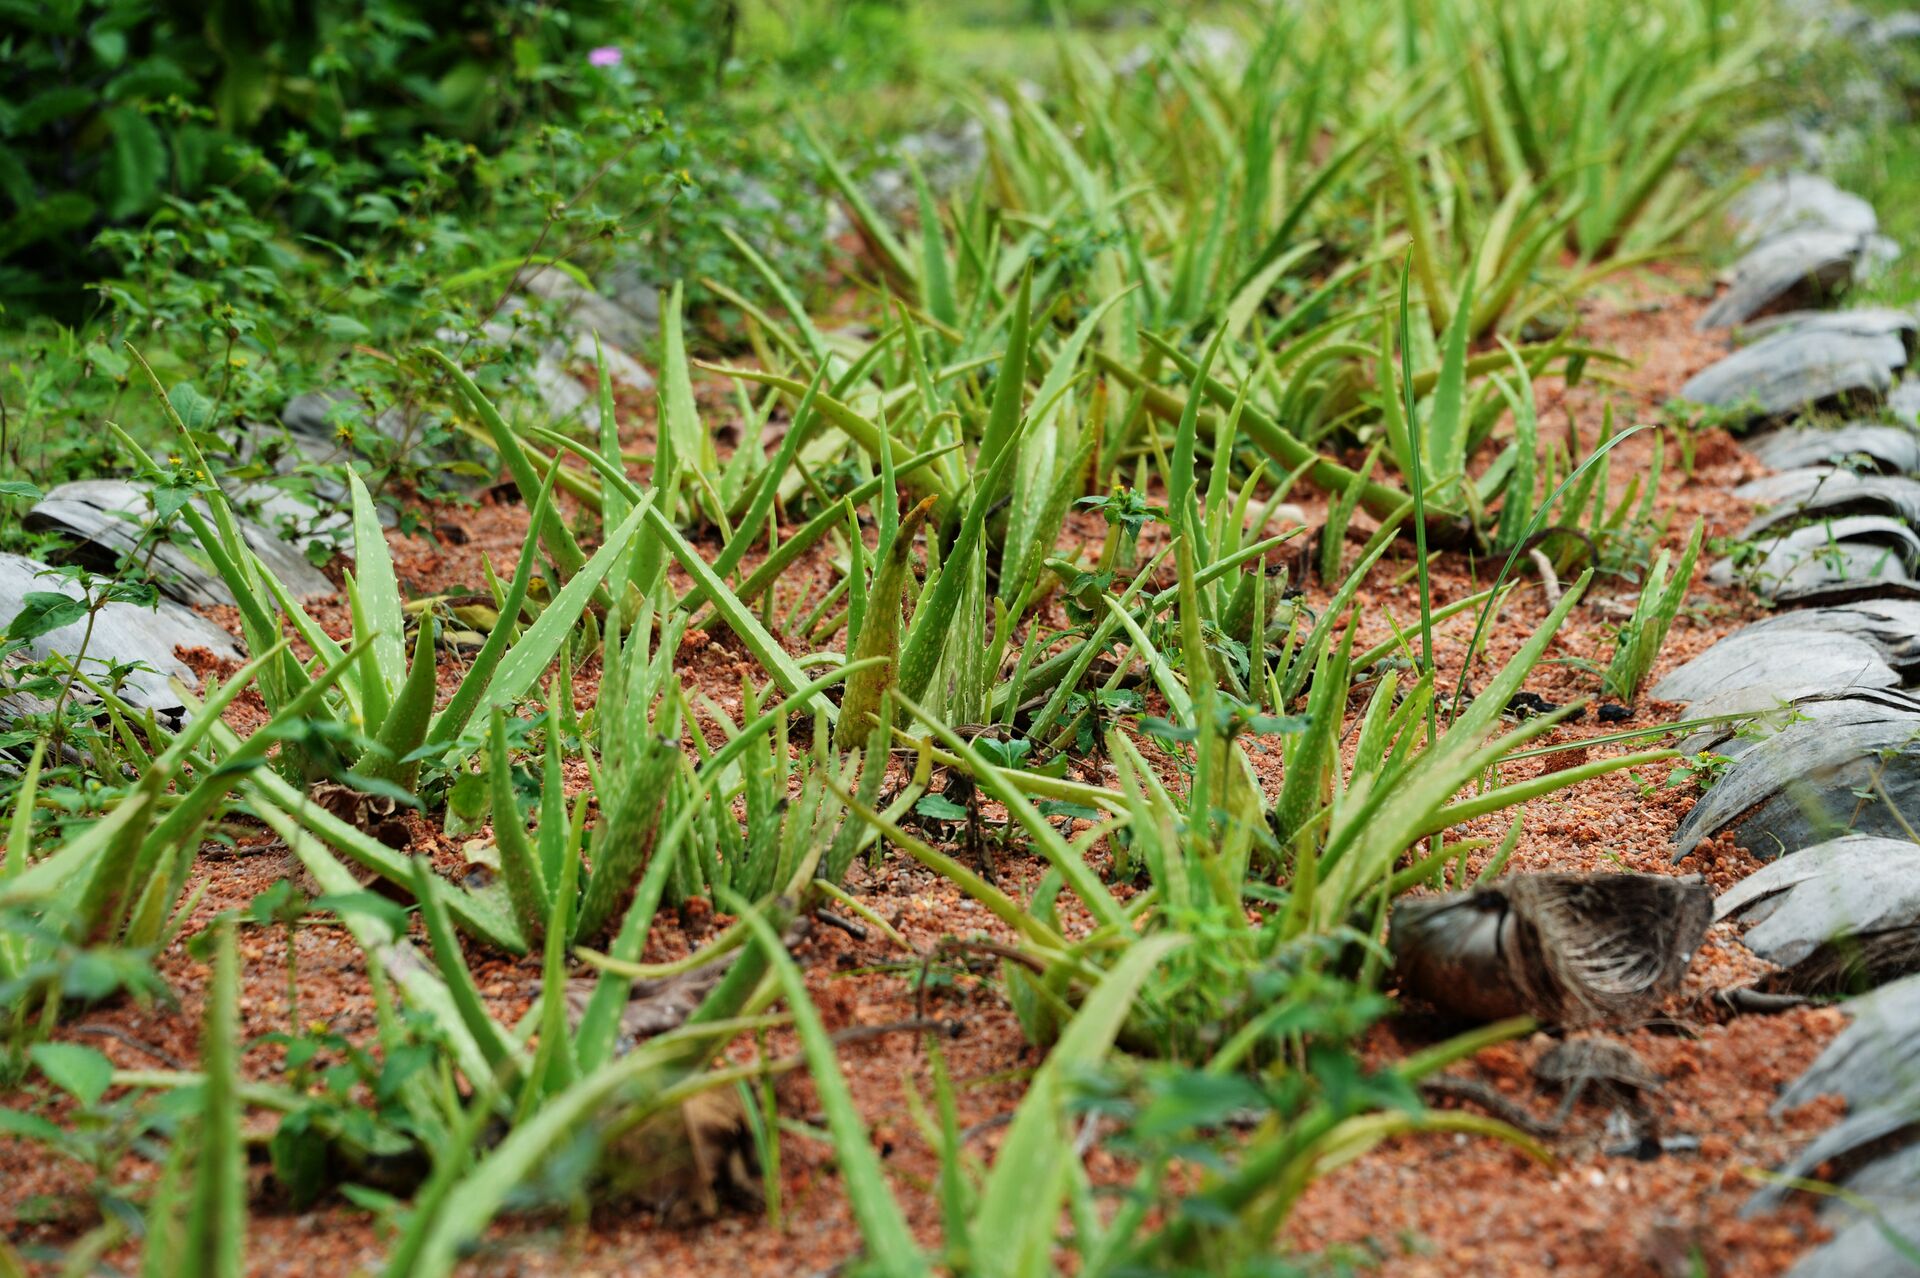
0, 0, 747, 313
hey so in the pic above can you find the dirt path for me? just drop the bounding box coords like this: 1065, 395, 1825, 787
0, 267, 1850, 1278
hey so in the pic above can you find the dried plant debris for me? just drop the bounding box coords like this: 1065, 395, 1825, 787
1746, 422, 1920, 475
595, 1088, 763, 1222
1649, 625, 1898, 717
308, 782, 413, 850
27, 478, 337, 606
519, 265, 659, 353
564, 920, 813, 1054
1697, 228, 1870, 331
1390, 873, 1711, 1026
563, 965, 729, 1053
1737, 469, 1920, 537
1715, 835, 1920, 993
1680, 308, 1915, 421
0, 552, 244, 725
1533, 1035, 1666, 1100
1672, 689, 1920, 861
1705, 514, 1920, 605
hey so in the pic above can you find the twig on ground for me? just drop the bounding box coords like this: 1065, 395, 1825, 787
71, 1023, 189, 1070
1530, 547, 1563, 607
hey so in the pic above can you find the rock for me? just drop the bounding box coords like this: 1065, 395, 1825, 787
1698, 229, 1872, 330
25, 479, 337, 608
1390, 873, 1711, 1026
566, 333, 655, 393
1734, 120, 1830, 171
1818, 1142, 1920, 1227
859, 121, 990, 218
1781, 0, 1873, 36
0, 553, 243, 725
1681, 309, 1914, 419
1649, 625, 1897, 716
597, 263, 663, 331
1781, 970, 1920, 1112
519, 265, 656, 352
1781, 970, 1920, 1113
1866, 9, 1920, 45
529, 352, 590, 422
1738, 470, 1920, 536
1673, 689, 1920, 861
1737, 306, 1915, 344
1115, 22, 1247, 77
1706, 514, 1920, 606
1732, 465, 1852, 507
1746, 422, 1920, 475
1715, 835, 1920, 992
265, 390, 425, 507
283, 387, 419, 447
1727, 173, 1879, 247
437, 296, 601, 426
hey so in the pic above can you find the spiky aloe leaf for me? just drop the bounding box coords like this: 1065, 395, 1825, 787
353, 617, 436, 791
421, 347, 592, 585
410, 857, 521, 1079
347, 468, 407, 702
838, 496, 936, 748
489, 708, 550, 943
733, 895, 929, 1278
574, 618, 682, 941
183, 918, 243, 1278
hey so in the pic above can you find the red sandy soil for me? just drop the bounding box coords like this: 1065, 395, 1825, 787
0, 267, 1858, 1276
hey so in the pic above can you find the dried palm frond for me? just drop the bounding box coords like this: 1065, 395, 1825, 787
1390, 872, 1711, 1025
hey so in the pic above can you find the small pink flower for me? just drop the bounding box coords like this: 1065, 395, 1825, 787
588, 46, 622, 68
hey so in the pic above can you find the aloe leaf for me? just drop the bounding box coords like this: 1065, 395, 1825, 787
733, 895, 929, 1278
911, 157, 958, 329
256, 799, 501, 1075
489, 708, 551, 942
424, 461, 569, 752
347, 468, 407, 700
1422, 234, 1481, 507
641, 503, 814, 703
353, 616, 436, 790
183, 918, 243, 1278
410, 857, 521, 1079
896, 404, 1035, 705
471, 494, 655, 722
972, 935, 1186, 1278
838, 497, 936, 748
421, 347, 592, 584
695, 364, 951, 510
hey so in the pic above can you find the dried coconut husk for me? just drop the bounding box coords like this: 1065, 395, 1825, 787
596, 1088, 763, 1222
1390, 873, 1712, 1026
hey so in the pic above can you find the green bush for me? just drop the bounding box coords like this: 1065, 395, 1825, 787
0, 0, 748, 314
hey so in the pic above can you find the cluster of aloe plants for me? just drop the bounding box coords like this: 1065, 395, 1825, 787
0, 0, 1772, 1272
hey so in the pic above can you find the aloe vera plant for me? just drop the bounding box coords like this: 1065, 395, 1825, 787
1604, 519, 1706, 701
